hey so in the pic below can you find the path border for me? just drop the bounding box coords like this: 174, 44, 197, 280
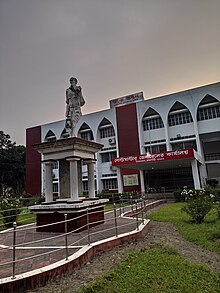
0, 200, 165, 293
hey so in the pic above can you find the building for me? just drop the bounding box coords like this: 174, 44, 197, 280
26, 82, 220, 196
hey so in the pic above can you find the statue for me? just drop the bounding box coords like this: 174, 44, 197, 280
65, 77, 85, 136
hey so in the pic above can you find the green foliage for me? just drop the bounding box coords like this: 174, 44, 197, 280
20, 196, 44, 206
149, 203, 220, 252
206, 188, 220, 202
97, 192, 135, 203
181, 189, 214, 224
0, 191, 21, 227
79, 246, 220, 293
0, 130, 15, 149
173, 189, 185, 202
216, 203, 220, 220
206, 178, 219, 188
0, 131, 25, 194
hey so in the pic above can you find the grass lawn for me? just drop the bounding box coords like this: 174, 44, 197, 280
78, 246, 220, 293
0, 207, 36, 231
104, 202, 129, 212
148, 202, 220, 253
17, 207, 36, 225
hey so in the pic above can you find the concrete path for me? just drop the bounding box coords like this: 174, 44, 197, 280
0, 204, 142, 279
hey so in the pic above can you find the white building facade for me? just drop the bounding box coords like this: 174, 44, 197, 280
26, 82, 220, 196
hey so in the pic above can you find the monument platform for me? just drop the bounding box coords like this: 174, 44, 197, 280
29, 198, 109, 233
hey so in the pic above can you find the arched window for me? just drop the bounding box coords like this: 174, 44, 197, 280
45, 130, 56, 141
168, 102, 193, 126
142, 108, 164, 131
197, 94, 220, 121
60, 128, 70, 139
98, 118, 115, 138
78, 122, 94, 141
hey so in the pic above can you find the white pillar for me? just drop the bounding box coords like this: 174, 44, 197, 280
164, 124, 171, 151
67, 158, 80, 201
117, 167, 123, 193
139, 170, 145, 194
87, 159, 96, 199
193, 120, 202, 156
199, 164, 208, 188
191, 159, 201, 189
44, 161, 53, 202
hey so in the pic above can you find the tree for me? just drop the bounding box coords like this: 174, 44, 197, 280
0, 131, 25, 194
0, 130, 15, 149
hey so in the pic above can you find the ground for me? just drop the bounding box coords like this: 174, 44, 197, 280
29, 205, 220, 293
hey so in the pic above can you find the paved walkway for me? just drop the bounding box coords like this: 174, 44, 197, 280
0, 204, 143, 279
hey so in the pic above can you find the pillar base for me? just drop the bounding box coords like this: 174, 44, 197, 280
29, 199, 109, 233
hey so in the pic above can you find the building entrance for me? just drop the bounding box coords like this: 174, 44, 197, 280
145, 167, 194, 192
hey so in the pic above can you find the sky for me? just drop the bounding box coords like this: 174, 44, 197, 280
0, 0, 220, 146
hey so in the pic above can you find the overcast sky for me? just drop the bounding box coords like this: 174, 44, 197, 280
0, 0, 219, 145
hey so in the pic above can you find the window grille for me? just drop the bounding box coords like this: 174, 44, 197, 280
197, 105, 220, 121
168, 111, 193, 126
102, 178, 118, 190
100, 126, 115, 138
143, 117, 164, 131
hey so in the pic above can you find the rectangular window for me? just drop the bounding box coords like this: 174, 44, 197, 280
172, 140, 197, 151
145, 144, 166, 153
83, 180, 97, 192
101, 151, 117, 163
53, 182, 59, 193
52, 161, 58, 169
83, 181, 88, 191
102, 178, 118, 190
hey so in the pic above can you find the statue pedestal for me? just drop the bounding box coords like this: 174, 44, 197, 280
29, 198, 109, 233
30, 137, 106, 233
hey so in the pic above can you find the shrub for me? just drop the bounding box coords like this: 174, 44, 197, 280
181, 189, 214, 224
173, 189, 185, 202
206, 178, 219, 188
0, 192, 21, 228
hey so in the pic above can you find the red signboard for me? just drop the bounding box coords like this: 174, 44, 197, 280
112, 148, 194, 166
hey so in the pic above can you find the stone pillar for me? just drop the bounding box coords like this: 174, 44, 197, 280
59, 159, 70, 198
139, 170, 145, 194
117, 167, 123, 193
67, 157, 80, 201
191, 159, 201, 189
86, 159, 96, 199
44, 161, 54, 202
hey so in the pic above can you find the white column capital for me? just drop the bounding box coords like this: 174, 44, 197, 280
66, 157, 81, 162
42, 160, 54, 165
84, 159, 96, 165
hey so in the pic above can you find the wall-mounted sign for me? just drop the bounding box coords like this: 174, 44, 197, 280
123, 174, 139, 186
109, 92, 144, 108
112, 148, 194, 166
